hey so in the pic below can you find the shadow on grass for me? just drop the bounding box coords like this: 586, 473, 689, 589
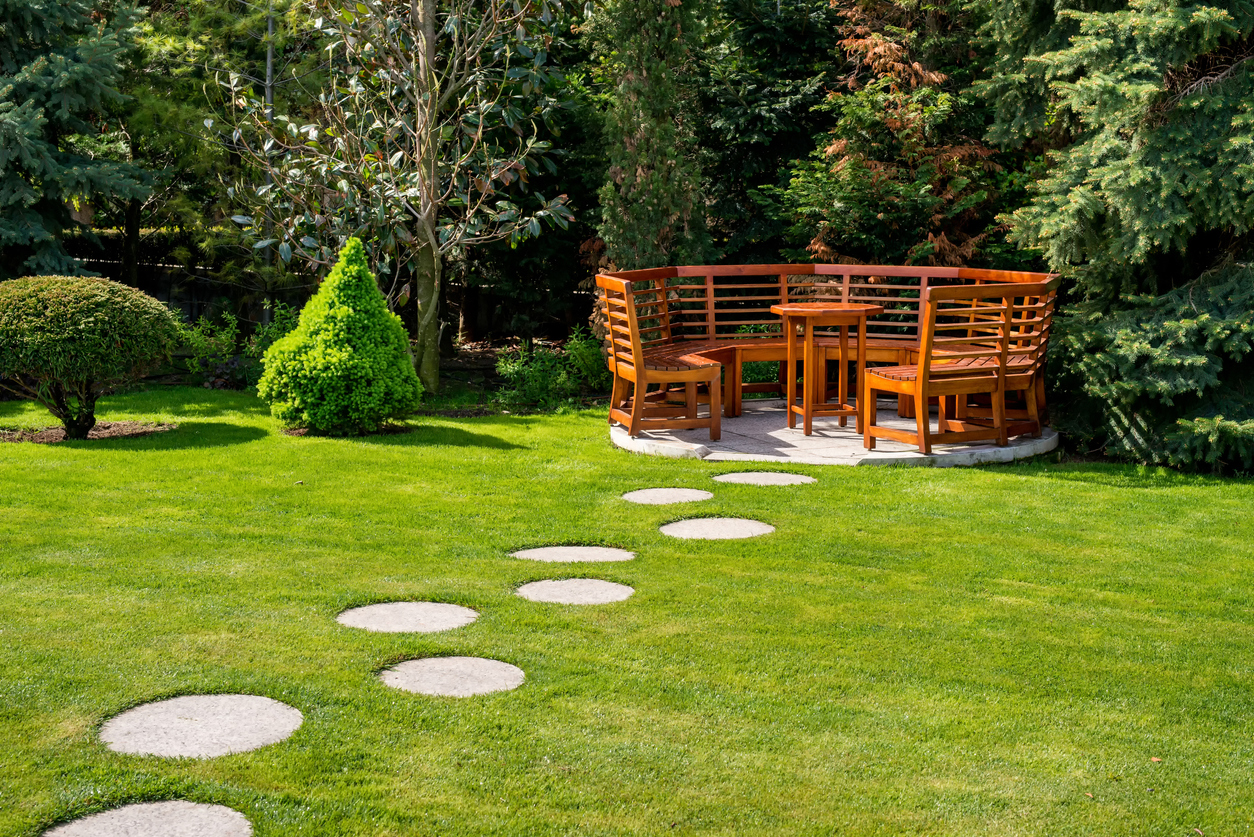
119, 386, 273, 419
1006, 459, 1246, 489
357, 423, 526, 450
57, 421, 269, 450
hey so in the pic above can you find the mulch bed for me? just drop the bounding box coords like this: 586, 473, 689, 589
0, 421, 177, 444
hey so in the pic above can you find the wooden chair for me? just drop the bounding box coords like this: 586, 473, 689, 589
862, 284, 1017, 454
597, 274, 722, 441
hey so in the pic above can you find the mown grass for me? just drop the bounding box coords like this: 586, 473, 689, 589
2, 387, 1252, 836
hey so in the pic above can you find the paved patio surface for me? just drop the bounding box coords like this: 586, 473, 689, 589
610, 398, 1058, 467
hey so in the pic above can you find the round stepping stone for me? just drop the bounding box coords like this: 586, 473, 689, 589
510, 546, 634, 563
337, 601, 477, 633
659, 517, 775, 540
100, 695, 302, 758
621, 487, 713, 505
45, 801, 251, 837
516, 579, 634, 605
380, 656, 524, 697
713, 472, 816, 486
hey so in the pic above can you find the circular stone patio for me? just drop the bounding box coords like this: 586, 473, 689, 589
659, 518, 775, 540
713, 471, 816, 486
510, 546, 635, 563
100, 695, 303, 758
622, 488, 713, 504
337, 601, 478, 633
611, 398, 1058, 467
380, 657, 525, 696
45, 802, 251, 837
516, 579, 635, 604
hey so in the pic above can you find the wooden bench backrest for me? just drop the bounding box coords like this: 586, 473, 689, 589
595, 265, 1058, 349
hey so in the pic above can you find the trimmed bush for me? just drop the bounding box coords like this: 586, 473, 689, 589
258, 238, 422, 434
0, 276, 181, 438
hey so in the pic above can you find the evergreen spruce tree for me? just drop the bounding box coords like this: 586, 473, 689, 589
596, 0, 710, 269
983, 1, 1254, 470
258, 238, 423, 435
0, 0, 147, 279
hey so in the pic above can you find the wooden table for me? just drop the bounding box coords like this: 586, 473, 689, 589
770, 302, 885, 436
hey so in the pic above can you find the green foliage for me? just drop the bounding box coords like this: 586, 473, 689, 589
594, 0, 710, 268
182, 302, 300, 389
0, 0, 147, 278
495, 327, 612, 409
773, 1, 1033, 268
985, 0, 1254, 469
257, 239, 422, 434
693, 1, 845, 262
0, 276, 179, 437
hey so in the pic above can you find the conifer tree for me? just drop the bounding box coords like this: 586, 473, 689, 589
258, 238, 422, 434
0, 0, 147, 279
983, 1, 1254, 469
596, 0, 710, 269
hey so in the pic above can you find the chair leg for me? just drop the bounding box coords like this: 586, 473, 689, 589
915, 387, 931, 454
863, 383, 878, 450
628, 382, 645, 437
1036, 374, 1048, 426
685, 383, 697, 419
993, 385, 1008, 446
938, 394, 948, 429
708, 372, 722, 441
1025, 383, 1041, 438
610, 372, 625, 413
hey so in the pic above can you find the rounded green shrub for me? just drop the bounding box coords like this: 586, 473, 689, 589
258, 238, 423, 434
0, 276, 181, 439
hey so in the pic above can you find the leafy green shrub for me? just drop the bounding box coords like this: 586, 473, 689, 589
182, 302, 299, 390
0, 276, 180, 438
257, 239, 422, 434
183, 313, 244, 388
495, 327, 612, 410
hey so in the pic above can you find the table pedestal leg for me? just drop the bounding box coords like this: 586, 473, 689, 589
785, 315, 796, 429
856, 320, 867, 434
803, 319, 815, 435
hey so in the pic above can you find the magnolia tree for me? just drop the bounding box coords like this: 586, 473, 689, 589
224, 0, 574, 391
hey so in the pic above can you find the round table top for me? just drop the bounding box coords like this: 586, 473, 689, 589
770, 301, 885, 318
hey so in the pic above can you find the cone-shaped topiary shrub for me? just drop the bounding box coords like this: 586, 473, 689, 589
258, 238, 422, 434
0, 276, 180, 439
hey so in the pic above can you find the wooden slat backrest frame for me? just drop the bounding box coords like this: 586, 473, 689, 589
595, 265, 1060, 349
595, 274, 646, 374
919, 283, 1017, 385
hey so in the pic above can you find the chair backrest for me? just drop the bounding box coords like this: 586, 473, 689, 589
1006, 277, 1061, 376
918, 284, 1016, 383
596, 273, 672, 374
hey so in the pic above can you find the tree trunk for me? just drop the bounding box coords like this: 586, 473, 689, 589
123, 198, 141, 287
412, 239, 441, 393
48, 384, 97, 440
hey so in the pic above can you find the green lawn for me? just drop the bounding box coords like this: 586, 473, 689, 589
2, 388, 1253, 836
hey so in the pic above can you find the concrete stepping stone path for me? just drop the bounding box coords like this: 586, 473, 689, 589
100, 695, 303, 758
511, 546, 634, 563
337, 601, 477, 633
713, 472, 816, 486
621, 488, 713, 504
380, 656, 524, 697
44, 802, 252, 837
516, 579, 634, 605
659, 517, 775, 540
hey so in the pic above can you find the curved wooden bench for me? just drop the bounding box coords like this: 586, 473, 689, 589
596, 264, 1059, 441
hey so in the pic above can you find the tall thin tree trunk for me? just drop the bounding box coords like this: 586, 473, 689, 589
409, 0, 442, 393
412, 237, 441, 392
123, 198, 141, 287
